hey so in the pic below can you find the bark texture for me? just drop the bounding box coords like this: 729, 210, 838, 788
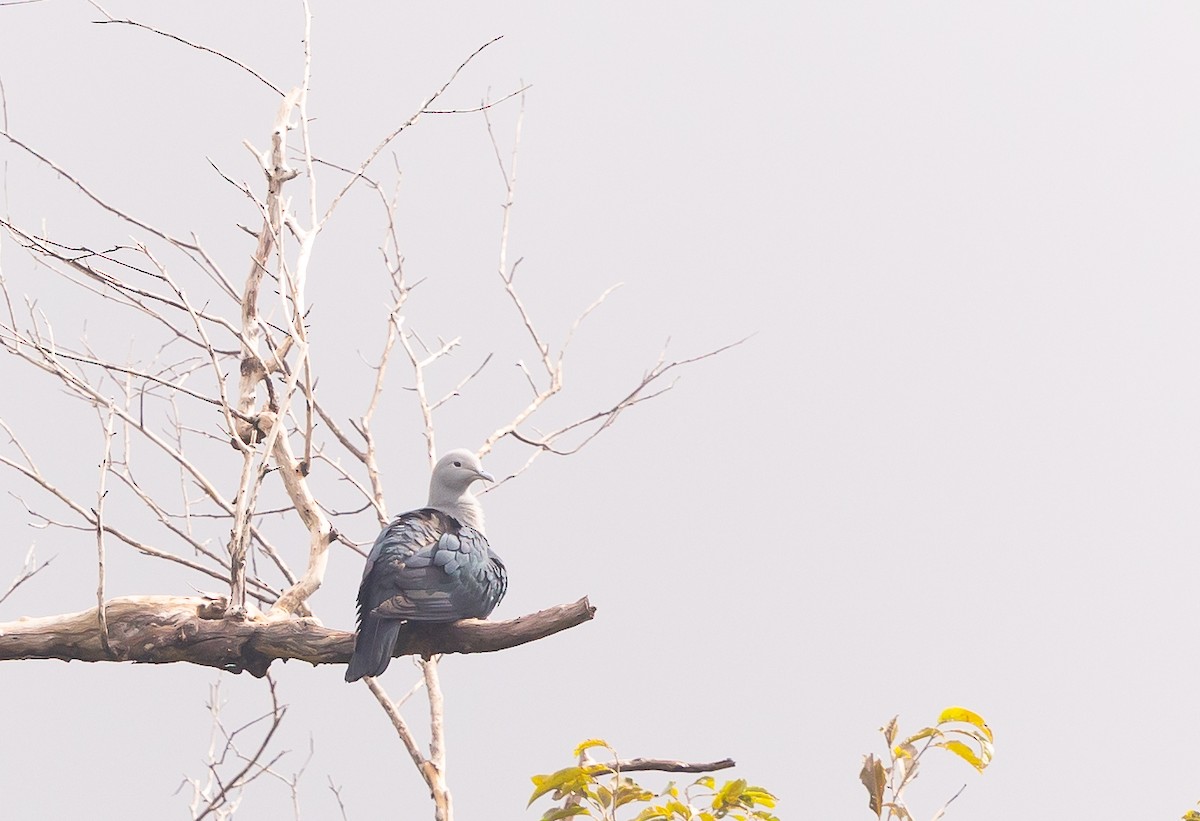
0, 595, 595, 677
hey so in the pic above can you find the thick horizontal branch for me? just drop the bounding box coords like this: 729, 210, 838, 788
595, 758, 737, 775
0, 595, 594, 678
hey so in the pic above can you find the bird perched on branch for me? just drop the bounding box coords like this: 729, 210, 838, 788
345, 449, 507, 682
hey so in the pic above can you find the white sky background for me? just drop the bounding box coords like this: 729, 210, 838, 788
1, 2, 1198, 819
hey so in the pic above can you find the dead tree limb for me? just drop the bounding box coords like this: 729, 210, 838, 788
592, 758, 737, 775
0, 596, 595, 677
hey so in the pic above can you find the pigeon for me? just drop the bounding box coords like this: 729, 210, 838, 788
345, 449, 507, 682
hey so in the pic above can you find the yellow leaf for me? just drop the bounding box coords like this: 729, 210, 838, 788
713, 779, 747, 810
666, 798, 691, 817
528, 767, 594, 806
944, 728, 994, 766
900, 726, 941, 747
743, 786, 777, 808
937, 707, 993, 742
937, 740, 987, 772
573, 738, 612, 758
615, 785, 655, 808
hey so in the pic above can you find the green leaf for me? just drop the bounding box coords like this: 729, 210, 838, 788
541, 807, 591, 821
937, 707, 993, 742
574, 738, 612, 758
937, 739, 987, 772
859, 754, 887, 818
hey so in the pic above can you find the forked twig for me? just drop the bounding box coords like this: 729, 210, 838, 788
0, 545, 53, 608
88, 1, 285, 96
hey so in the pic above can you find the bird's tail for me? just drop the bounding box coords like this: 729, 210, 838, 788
345, 614, 402, 682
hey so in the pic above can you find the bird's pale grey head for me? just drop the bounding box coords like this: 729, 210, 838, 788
427, 448, 494, 532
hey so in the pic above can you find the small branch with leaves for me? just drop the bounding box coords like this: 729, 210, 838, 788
860, 707, 994, 821
528, 739, 777, 821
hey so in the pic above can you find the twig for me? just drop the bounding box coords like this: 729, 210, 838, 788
423, 84, 531, 114
486, 336, 751, 481
94, 406, 116, 658
930, 783, 969, 821
0, 545, 53, 608
193, 674, 287, 821
321, 36, 505, 224
327, 777, 350, 821
0, 131, 216, 258
88, 2, 285, 97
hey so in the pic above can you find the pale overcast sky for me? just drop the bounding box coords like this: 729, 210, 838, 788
2, 3, 1199, 820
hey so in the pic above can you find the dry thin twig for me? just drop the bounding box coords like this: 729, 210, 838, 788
94, 406, 116, 657
0, 545, 53, 608
183, 674, 289, 821
88, 1, 285, 97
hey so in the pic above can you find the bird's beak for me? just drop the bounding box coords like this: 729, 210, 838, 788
477, 469, 496, 483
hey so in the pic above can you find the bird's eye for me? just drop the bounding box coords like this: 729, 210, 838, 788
453, 461, 462, 468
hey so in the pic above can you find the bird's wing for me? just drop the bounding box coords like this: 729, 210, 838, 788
358, 509, 506, 623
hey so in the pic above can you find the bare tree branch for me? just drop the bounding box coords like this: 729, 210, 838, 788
321, 36, 505, 224
589, 757, 737, 776
183, 674, 288, 821
422, 657, 453, 820
0, 596, 596, 676
94, 406, 116, 657
88, 1, 285, 97
0, 545, 53, 608
423, 84, 531, 115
